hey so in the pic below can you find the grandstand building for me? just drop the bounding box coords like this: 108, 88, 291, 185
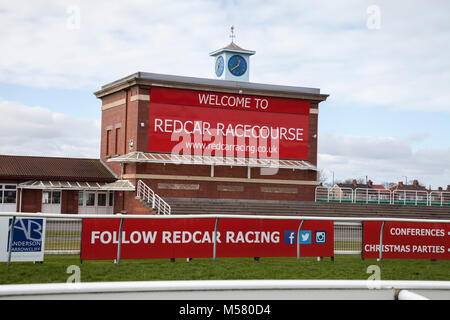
2, 37, 447, 218
94, 40, 328, 214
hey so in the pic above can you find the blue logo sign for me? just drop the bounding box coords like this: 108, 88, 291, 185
299, 231, 312, 244
315, 231, 327, 244
284, 230, 297, 244
7, 218, 44, 252
284, 230, 312, 244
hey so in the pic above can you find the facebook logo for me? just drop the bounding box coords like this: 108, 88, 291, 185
284, 231, 297, 244
284, 230, 312, 244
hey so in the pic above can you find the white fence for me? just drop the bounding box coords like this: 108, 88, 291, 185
316, 186, 450, 207
2, 280, 450, 300
1, 212, 449, 260
2, 212, 449, 300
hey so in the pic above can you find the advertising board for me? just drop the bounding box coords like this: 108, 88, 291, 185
148, 88, 310, 160
81, 218, 334, 260
0, 217, 46, 262
363, 221, 450, 260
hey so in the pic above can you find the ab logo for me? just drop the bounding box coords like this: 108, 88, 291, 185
8, 218, 44, 252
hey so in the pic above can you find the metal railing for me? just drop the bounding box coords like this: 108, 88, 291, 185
428, 191, 450, 207
136, 180, 171, 215
2, 280, 449, 299
41, 220, 362, 256
392, 190, 428, 206
1, 212, 448, 259
316, 187, 450, 207
354, 188, 392, 204
315, 186, 354, 203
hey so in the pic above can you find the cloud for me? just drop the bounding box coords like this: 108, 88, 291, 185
0, 98, 100, 158
318, 133, 450, 189
0, 1, 449, 113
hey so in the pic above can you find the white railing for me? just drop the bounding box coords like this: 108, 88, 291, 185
329, 186, 354, 203
354, 188, 392, 204
136, 180, 171, 215
315, 187, 450, 207
428, 191, 450, 207
41, 219, 363, 256
2, 280, 449, 300
392, 190, 428, 206
2, 212, 449, 258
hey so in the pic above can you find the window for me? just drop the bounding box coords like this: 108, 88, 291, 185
78, 191, 84, 206
42, 191, 61, 204
115, 127, 121, 155
109, 192, 114, 207
97, 193, 106, 206
86, 193, 95, 206
106, 129, 111, 156
52, 191, 61, 204
0, 185, 17, 204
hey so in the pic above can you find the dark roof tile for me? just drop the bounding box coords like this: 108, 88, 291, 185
0, 155, 115, 181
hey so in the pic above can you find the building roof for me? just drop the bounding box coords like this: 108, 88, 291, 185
0, 155, 116, 182
389, 180, 427, 192
335, 183, 371, 190
94, 72, 329, 102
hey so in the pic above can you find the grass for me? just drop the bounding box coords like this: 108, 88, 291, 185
1, 255, 450, 285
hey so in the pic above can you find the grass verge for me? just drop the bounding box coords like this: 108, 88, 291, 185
1, 255, 450, 285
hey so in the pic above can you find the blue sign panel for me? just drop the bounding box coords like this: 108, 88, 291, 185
7, 218, 44, 252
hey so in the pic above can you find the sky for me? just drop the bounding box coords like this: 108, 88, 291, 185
0, 0, 449, 189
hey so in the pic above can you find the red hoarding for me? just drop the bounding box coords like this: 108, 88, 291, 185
80, 218, 334, 260
363, 221, 450, 260
148, 102, 309, 160
150, 87, 310, 115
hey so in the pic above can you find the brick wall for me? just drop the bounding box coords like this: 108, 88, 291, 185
99, 83, 321, 207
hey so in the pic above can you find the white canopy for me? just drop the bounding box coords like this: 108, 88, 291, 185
107, 152, 317, 171
18, 180, 135, 191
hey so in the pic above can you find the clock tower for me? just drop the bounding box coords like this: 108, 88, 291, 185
209, 26, 255, 82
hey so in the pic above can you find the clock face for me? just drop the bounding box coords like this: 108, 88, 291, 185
215, 56, 224, 77
228, 54, 247, 77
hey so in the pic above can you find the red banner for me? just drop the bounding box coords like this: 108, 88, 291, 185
150, 87, 310, 115
148, 103, 309, 160
363, 221, 450, 260
80, 218, 334, 260
148, 87, 310, 160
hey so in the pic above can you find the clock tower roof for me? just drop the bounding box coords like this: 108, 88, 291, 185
209, 41, 255, 57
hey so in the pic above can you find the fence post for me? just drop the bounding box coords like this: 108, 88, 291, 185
7, 215, 16, 267
296, 220, 305, 262
213, 217, 219, 262
116, 218, 124, 264
378, 221, 386, 262
361, 221, 365, 260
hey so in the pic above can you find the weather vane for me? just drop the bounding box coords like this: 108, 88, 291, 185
230, 26, 236, 43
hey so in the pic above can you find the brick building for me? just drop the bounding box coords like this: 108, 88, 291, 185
95, 70, 328, 214
0, 155, 134, 214
1, 40, 328, 215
